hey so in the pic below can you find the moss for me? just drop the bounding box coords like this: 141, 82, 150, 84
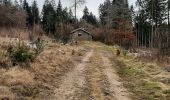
142, 82, 161, 91
118, 66, 140, 76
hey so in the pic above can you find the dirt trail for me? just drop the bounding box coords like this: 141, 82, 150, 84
85, 52, 106, 100
53, 43, 131, 100
100, 52, 131, 100
54, 50, 93, 100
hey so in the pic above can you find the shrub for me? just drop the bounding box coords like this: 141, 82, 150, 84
12, 85, 39, 97
34, 37, 44, 55
5, 37, 45, 67
0, 6, 26, 28
8, 45, 34, 66
0, 49, 9, 68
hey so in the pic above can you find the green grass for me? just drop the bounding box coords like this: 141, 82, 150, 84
100, 44, 167, 100
142, 82, 162, 91
139, 82, 163, 100
116, 61, 164, 100
118, 66, 140, 76
84, 42, 169, 100
0, 49, 6, 60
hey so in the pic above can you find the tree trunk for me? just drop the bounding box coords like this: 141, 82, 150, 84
168, 0, 170, 30
151, 0, 154, 48
168, 10, 169, 26
75, 0, 77, 24
168, 7, 170, 32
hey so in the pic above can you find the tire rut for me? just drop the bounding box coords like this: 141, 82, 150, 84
54, 50, 93, 100
85, 51, 115, 100
100, 53, 131, 100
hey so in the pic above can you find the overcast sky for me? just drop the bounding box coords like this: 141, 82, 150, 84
28, 0, 136, 18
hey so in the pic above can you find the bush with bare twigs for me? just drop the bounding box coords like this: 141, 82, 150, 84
0, 6, 26, 28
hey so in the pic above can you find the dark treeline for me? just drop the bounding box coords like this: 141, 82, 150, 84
96, 0, 134, 49
132, 0, 170, 56
0, 0, 140, 50
1, 0, 170, 60
0, 0, 99, 42
133, 0, 168, 47
82, 6, 98, 26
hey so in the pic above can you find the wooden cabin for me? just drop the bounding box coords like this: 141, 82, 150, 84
70, 28, 93, 41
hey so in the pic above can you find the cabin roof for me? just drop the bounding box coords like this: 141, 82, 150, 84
71, 28, 93, 36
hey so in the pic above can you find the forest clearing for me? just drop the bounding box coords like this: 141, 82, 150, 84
0, 38, 170, 99
0, 0, 170, 99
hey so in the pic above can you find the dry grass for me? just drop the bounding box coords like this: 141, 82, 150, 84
84, 48, 117, 100
0, 28, 29, 39
1, 37, 169, 99
100, 45, 170, 100
0, 67, 35, 86
0, 86, 16, 99
85, 52, 105, 100
84, 42, 170, 99
0, 37, 89, 99
132, 47, 170, 69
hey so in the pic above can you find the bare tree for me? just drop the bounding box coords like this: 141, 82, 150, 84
168, 0, 170, 31
70, 0, 85, 23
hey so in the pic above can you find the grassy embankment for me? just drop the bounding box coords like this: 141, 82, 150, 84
100, 43, 170, 100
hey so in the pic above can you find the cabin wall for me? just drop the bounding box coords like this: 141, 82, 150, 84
71, 30, 92, 41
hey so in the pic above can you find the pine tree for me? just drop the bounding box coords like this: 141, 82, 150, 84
62, 7, 69, 23
82, 6, 98, 26
134, 0, 167, 47
99, 0, 131, 28
88, 12, 98, 26
111, 0, 131, 27
42, 0, 56, 35
56, 0, 63, 23
31, 0, 39, 25
144, 0, 166, 26
99, 0, 111, 25
23, 0, 33, 27
68, 9, 74, 23
42, 0, 49, 33
134, 0, 152, 46
82, 6, 89, 21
